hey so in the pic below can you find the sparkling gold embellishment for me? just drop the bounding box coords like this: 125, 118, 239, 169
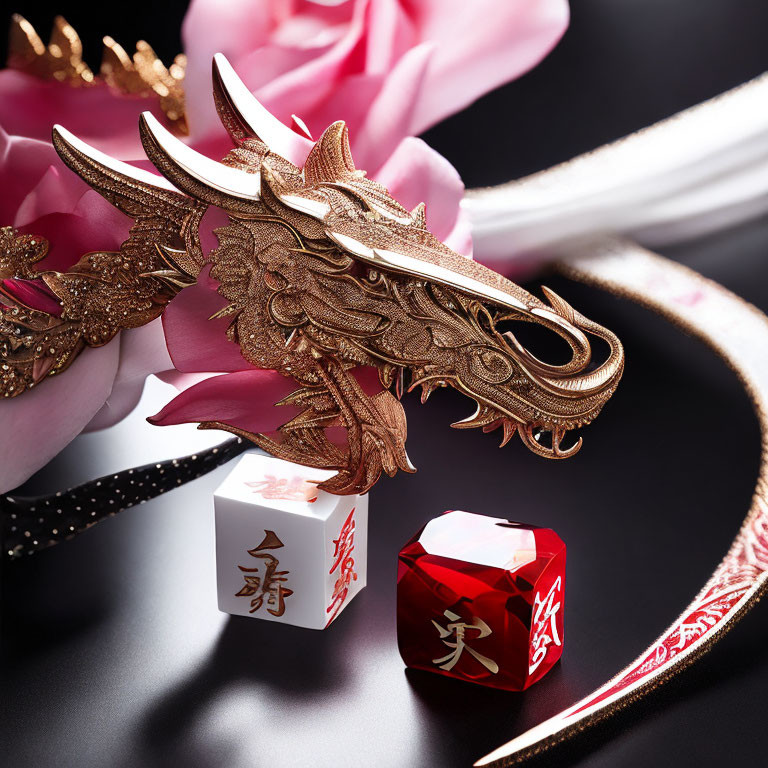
7, 14, 187, 134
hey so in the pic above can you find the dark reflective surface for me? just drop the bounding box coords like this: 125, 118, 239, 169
3, 2, 768, 767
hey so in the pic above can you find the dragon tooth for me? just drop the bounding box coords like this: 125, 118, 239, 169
395, 368, 405, 400
420, 381, 437, 404
499, 420, 517, 447
403, 449, 417, 472
451, 402, 498, 430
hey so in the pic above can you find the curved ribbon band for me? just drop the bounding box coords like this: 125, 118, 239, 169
2, 437, 248, 560
478, 239, 768, 766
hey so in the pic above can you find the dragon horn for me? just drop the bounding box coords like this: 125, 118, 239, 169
138, 111, 261, 211
211, 52, 312, 165
304, 121, 356, 184
52, 124, 180, 195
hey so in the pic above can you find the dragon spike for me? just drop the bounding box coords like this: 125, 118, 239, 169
304, 121, 357, 185
541, 285, 576, 322
52, 124, 180, 194
419, 380, 439, 404
499, 419, 517, 447
211, 52, 312, 165
450, 401, 501, 430
411, 202, 427, 227
139, 111, 261, 210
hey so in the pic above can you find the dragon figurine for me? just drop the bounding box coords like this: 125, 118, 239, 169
0, 55, 624, 494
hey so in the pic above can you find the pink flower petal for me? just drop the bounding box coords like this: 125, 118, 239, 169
162, 264, 248, 373
149, 368, 300, 434
17, 203, 131, 274
150, 364, 383, 447
364, 0, 416, 73
0, 277, 62, 316
0, 342, 120, 493
352, 42, 434, 171
242, 3, 369, 137
405, 0, 569, 133
13, 164, 80, 225
181, 0, 569, 145
375, 136, 469, 251
156, 370, 221, 390
0, 127, 58, 224
0, 70, 161, 160
85, 320, 175, 431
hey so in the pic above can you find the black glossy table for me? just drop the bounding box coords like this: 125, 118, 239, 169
3, 2, 768, 767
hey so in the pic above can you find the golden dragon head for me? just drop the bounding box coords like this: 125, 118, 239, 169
3, 55, 623, 494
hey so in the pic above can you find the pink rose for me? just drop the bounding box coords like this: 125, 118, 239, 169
0, 1, 568, 491
183, 0, 569, 170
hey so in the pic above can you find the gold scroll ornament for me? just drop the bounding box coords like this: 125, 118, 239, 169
477, 239, 768, 766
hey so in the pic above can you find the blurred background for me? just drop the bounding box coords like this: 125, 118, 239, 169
3, 2, 768, 768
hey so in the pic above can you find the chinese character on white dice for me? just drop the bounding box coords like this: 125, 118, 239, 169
214, 452, 368, 629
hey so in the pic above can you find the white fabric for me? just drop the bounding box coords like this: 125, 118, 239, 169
464, 73, 768, 264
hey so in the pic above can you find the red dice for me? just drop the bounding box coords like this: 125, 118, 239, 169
397, 510, 565, 691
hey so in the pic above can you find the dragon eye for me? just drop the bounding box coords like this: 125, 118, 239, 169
469, 347, 514, 384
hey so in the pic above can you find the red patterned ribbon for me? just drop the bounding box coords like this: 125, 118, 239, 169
477, 239, 768, 766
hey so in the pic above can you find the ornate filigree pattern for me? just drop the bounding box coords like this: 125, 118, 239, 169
7, 14, 187, 134
1, 227, 77, 397
185, 123, 623, 491
0, 143, 204, 397
10, 56, 623, 493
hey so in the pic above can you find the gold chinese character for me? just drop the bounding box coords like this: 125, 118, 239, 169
235, 530, 293, 616
245, 474, 318, 502
326, 508, 358, 625
432, 609, 499, 674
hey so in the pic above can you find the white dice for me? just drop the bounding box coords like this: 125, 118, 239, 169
213, 452, 368, 629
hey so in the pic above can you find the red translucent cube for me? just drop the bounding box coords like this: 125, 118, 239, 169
397, 510, 565, 691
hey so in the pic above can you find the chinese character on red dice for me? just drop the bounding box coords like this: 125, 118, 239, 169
397, 510, 565, 691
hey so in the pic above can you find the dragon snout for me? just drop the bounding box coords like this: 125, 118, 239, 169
449, 288, 623, 461
498, 287, 625, 399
